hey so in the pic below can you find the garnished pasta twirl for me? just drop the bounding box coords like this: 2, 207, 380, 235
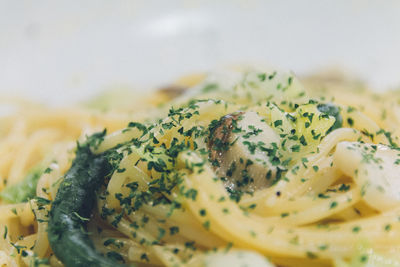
1, 69, 400, 267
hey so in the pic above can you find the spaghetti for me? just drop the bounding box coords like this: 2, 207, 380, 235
1, 69, 400, 267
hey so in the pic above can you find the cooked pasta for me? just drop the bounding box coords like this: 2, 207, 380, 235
1, 68, 400, 267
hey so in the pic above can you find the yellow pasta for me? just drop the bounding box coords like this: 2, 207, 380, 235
1, 68, 400, 267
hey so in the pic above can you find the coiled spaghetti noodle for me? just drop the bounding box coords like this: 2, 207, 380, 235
1, 69, 400, 267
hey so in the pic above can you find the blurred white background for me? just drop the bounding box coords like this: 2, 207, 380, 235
0, 0, 399, 104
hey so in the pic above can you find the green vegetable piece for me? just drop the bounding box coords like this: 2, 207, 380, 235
47, 139, 127, 267
0, 168, 43, 203
317, 103, 343, 133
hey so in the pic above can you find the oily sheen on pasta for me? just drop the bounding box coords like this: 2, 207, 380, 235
1, 69, 400, 267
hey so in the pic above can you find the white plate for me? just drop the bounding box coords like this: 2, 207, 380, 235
0, 0, 399, 104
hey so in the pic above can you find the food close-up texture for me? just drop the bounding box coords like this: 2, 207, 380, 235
1, 69, 400, 267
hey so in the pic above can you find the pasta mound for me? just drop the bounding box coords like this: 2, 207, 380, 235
1, 69, 400, 267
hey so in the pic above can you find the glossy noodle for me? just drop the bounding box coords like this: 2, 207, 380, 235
1, 69, 400, 267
